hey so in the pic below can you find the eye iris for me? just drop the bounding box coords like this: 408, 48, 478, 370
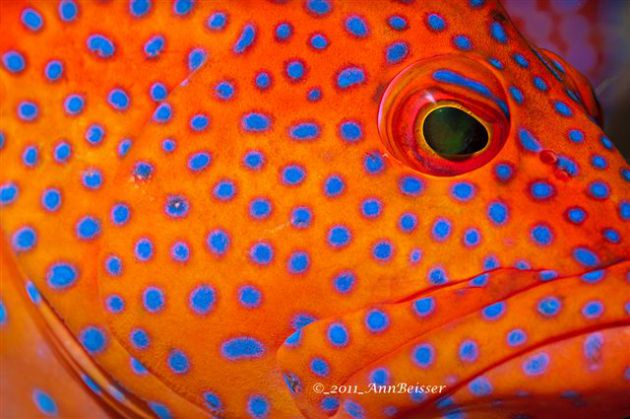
422, 106, 488, 157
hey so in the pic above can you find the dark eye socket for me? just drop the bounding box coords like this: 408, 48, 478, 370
422, 106, 489, 158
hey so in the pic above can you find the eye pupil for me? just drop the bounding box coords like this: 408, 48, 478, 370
422, 106, 488, 157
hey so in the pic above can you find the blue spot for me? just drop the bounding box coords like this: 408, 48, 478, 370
134, 238, 153, 262
249, 198, 272, 219
620, 201, 630, 220
453, 35, 472, 50
603, 228, 620, 244
507, 328, 527, 347
344, 400, 364, 418
590, 155, 608, 170
306, 0, 331, 16
490, 21, 507, 43
173, 0, 194, 16
588, 181, 609, 200
247, 395, 269, 418
131, 358, 148, 375
188, 48, 207, 71
288, 251, 310, 274
238, 285, 262, 308
76, 216, 101, 240
311, 358, 330, 377
170, 241, 190, 262
207, 229, 230, 256
399, 176, 423, 196
531, 224, 553, 246
131, 328, 150, 349
464, 228, 481, 247
2, 51, 26, 73
275, 22, 293, 41
242, 112, 271, 132
530, 181, 555, 200
600, 135, 614, 150
451, 182, 475, 201
111, 203, 130, 226
58, 0, 78, 22
518, 128, 542, 152
106, 294, 125, 313
413, 343, 434, 367
399, 213, 417, 233
509, 86, 524, 104
537, 296, 562, 317
53, 141, 72, 163
482, 301, 505, 320
320, 396, 339, 412
25, 280, 42, 304
80, 326, 107, 353
168, 349, 190, 374
512, 53, 529, 68
244, 150, 264, 170
432, 218, 451, 241
129, 0, 151, 17
21, 145, 38, 167
207, 12, 227, 30
365, 310, 389, 332
255, 71, 271, 90
84, 123, 105, 146
364, 152, 384, 174
337, 66, 365, 89
104, 255, 122, 277
221, 337, 265, 360
310, 34, 329, 50
0, 182, 18, 206
554, 101, 573, 117
215, 81, 235, 100
487, 201, 508, 225
373, 241, 393, 261
522, 352, 549, 376
333, 271, 355, 294
338, 121, 363, 143
568, 129, 584, 143
573, 247, 599, 267
162, 138, 176, 153
148, 402, 171, 419
18, 101, 38, 122
286, 60, 306, 81
143, 287, 165, 313
213, 180, 236, 201
583, 332, 603, 363
327, 323, 349, 346
203, 392, 223, 412
282, 165, 306, 186
144, 35, 165, 58
432, 69, 508, 117
250, 242, 273, 265
44, 60, 63, 81
388, 15, 408, 31
187, 151, 211, 172
487, 57, 503, 69
345, 15, 368, 37
413, 297, 435, 317
86, 34, 116, 59
150, 82, 168, 101
566, 206, 587, 224
190, 113, 209, 132
291, 206, 312, 228
153, 103, 172, 122
427, 13, 446, 31
469, 377, 493, 397
47, 263, 77, 289
361, 199, 382, 218
22, 7, 44, 31
386, 42, 408, 64
428, 267, 448, 285
459, 339, 479, 362
582, 300, 603, 319
328, 225, 351, 248
32, 390, 58, 416
533, 76, 548, 91
233, 24, 256, 54
290, 122, 320, 140
12, 226, 37, 252
307, 87, 322, 101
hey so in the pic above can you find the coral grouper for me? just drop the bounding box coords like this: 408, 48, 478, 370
1, 1, 629, 418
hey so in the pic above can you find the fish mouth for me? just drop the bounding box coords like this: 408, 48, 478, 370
277, 259, 630, 418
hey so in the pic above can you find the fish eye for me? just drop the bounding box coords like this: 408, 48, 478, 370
421, 104, 489, 158
378, 56, 510, 176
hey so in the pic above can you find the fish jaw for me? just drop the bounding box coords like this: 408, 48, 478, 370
277, 261, 630, 418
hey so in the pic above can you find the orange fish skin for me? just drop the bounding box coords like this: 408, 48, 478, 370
1, 0, 629, 418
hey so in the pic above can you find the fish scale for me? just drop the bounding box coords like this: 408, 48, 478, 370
0, 1, 629, 418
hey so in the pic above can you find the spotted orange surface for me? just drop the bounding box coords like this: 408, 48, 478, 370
1, 1, 629, 418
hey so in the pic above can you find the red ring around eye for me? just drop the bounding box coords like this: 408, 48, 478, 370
378, 55, 510, 176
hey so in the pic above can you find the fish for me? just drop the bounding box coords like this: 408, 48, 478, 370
0, 1, 629, 418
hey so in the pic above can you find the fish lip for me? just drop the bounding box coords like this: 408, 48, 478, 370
393, 257, 630, 305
